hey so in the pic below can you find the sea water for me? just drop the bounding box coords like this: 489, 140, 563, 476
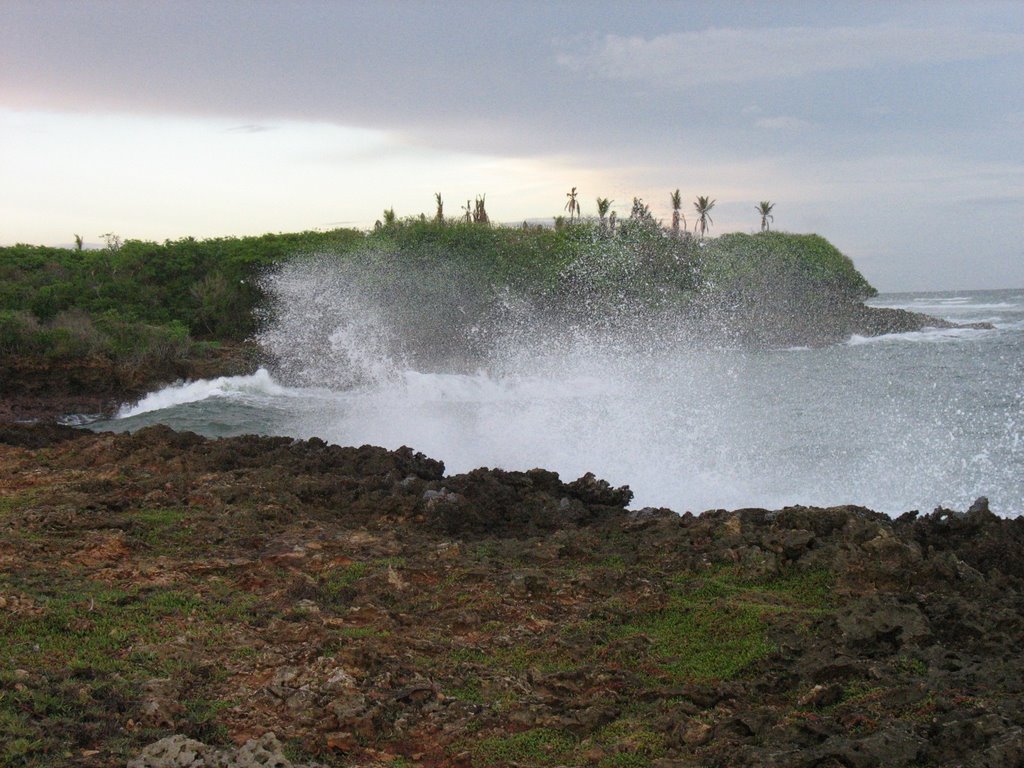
88, 289, 1024, 517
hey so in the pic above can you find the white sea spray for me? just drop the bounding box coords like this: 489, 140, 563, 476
98, 277, 1024, 517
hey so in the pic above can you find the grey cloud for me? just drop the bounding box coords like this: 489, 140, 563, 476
755, 116, 812, 131
557, 25, 1024, 86
2, 1, 1024, 290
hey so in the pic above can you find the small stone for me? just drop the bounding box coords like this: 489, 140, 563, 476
386, 565, 407, 589
326, 731, 358, 752
509, 570, 548, 596
681, 720, 713, 747
798, 684, 843, 708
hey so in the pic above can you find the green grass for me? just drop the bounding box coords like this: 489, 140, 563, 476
467, 718, 668, 768
0, 491, 37, 519
446, 679, 484, 704
318, 562, 369, 603
0, 575, 254, 766
471, 727, 577, 767
614, 567, 834, 683
4, 584, 195, 669
591, 717, 668, 767
130, 508, 191, 553
337, 625, 388, 640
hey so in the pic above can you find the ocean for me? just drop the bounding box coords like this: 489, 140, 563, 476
88, 289, 1024, 517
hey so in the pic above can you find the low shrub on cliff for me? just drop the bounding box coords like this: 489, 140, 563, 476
0, 308, 191, 368
700, 232, 876, 302
1, 222, 876, 378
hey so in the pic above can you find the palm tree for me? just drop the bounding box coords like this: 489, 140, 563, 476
473, 194, 489, 225
670, 189, 686, 237
630, 197, 653, 222
757, 201, 774, 233
694, 196, 716, 240
565, 187, 581, 223
434, 193, 444, 224
596, 197, 612, 232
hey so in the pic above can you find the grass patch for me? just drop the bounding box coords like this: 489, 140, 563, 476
615, 567, 834, 683
446, 679, 484, 704
471, 727, 577, 767
468, 720, 667, 768
337, 625, 388, 640
590, 716, 667, 767
0, 576, 250, 766
595, 554, 629, 573
2, 584, 203, 672
0, 491, 36, 518
319, 562, 369, 601
130, 508, 190, 553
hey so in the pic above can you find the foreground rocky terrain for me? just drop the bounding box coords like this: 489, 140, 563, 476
1, 423, 1023, 767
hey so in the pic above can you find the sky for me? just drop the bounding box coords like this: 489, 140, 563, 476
2, 0, 1023, 292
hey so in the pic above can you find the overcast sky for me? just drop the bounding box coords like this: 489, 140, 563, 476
2, 0, 1023, 291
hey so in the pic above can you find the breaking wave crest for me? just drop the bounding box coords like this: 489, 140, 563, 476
117, 369, 289, 418
100, 265, 1024, 516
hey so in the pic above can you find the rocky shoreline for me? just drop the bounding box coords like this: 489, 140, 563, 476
0, 342, 259, 424
1, 423, 1022, 767
0, 304, 993, 425
707, 293, 995, 349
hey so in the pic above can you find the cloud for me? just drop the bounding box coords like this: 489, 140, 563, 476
557, 25, 1024, 86
227, 124, 275, 134
755, 116, 812, 130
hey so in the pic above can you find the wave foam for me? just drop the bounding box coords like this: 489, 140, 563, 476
116, 369, 287, 418
846, 327, 993, 346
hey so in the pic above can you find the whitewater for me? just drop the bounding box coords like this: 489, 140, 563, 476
90, 288, 1024, 517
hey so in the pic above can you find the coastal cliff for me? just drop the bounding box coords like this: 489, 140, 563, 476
0, 226, 986, 421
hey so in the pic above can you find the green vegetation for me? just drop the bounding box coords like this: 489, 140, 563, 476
616, 566, 834, 683
318, 561, 370, 604
0, 578, 240, 765
130, 508, 191, 553
700, 231, 876, 305
0, 206, 876, 382
467, 716, 671, 767
471, 727, 577, 767
0, 231, 358, 337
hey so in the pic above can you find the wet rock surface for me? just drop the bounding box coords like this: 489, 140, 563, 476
713, 298, 995, 349
0, 424, 1022, 767
0, 342, 257, 422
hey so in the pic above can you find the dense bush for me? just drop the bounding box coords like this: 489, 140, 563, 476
0, 222, 875, 368
700, 232, 876, 301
